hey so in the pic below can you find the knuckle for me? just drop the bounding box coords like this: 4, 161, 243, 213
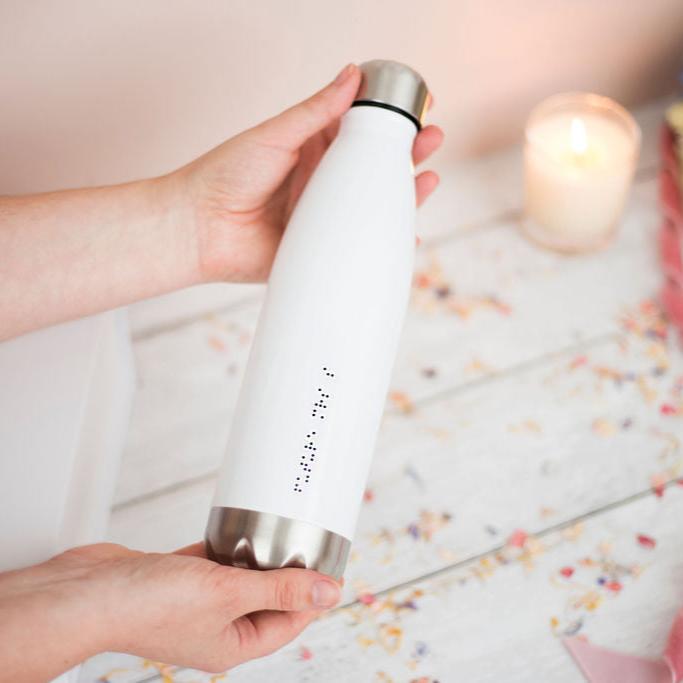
274, 576, 299, 611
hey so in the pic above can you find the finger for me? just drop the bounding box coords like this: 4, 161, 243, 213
412, 125, 444, 166
416, 170, 440, 206
228, 609, 321, 665
253, 64, 361, 151
231, 567, 342, 614
173, 541, 207, 558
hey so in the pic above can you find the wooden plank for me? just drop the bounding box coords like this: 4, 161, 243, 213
113, 176, 659, 507
392, 176, 660, 404
109, 315, 683, 597
86, 485, 683, 682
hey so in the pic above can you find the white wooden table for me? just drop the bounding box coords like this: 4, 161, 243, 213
81, 97, 683, 683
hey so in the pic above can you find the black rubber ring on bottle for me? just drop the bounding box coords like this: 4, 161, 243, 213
350, 100, 422, 131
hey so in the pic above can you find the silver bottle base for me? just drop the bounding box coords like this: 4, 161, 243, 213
205, 507, 351, 580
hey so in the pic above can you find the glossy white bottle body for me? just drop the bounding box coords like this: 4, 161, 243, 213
211, 105, 416, 542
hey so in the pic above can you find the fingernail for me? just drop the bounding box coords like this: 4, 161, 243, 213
333, 63, 355, 86
312, 580, 341, 608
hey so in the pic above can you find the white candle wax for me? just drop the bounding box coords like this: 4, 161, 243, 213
523, 93, 640, 252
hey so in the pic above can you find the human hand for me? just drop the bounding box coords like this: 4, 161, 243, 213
0, 542, 342, 682
172, 63, 444, 283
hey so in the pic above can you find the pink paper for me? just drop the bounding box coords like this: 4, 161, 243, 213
564, 610, 683, 683
664, 609, 683, 682
564, 636, 671, 683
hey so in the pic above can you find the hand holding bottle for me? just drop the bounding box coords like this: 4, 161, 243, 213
0, 542, 342, 681
175, 62, 443, 283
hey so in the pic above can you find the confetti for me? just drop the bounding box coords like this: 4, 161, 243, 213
389, 390, 415, 414
651, 474, 666, 497
412, 257, 512, 320
661, 403, 682, 416
592, 418, 616, 437
207, 335, 227, 352
406, 510, 452, 542
142, 661, 174, 683
464, 356, 493, 375
559, 566, 575, 578
298, 646, 313, 661
509, 419, 542, 434
636, 534, 656, 549
507, 529, 528, 548
569, 355, 589, 370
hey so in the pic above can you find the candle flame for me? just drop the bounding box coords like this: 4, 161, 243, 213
570, 117, 588, 156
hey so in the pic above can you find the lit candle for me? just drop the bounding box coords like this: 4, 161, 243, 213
523, 92, 641, 253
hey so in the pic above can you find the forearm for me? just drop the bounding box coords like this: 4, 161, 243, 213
0, 174, 199, 340
0, 597, 93, 682
0, 563, 105, 682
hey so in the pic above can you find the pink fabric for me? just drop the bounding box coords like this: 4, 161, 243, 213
665, 609, 683, 682
563, 609, 683, 683
659, 123, 683, 336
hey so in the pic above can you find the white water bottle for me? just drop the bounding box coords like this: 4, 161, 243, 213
206, 60, 430, 578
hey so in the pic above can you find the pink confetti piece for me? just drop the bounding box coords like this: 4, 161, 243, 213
359, 592, 376, 605
298, 646, 313, 661
661, 403, 681, 416
637, 534, 657, 549
651, 474, 667, 497
605, 581, 623, 593
560, 566, 575, 578
363, 488, 375, 503
507, 529, 528, 548
570, 355, 589, 370
414, 273, 431, 288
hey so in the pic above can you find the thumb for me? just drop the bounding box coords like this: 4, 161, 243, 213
252, 64, 361, 151
231, 567, 342, 614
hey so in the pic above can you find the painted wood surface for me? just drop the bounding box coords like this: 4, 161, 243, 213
81, 97, 683, 682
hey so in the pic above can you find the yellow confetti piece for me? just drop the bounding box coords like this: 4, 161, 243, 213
637, 377, 658, 404
562, 523, 585, 541
142, 661, 174, 683
378, 624, 404, 654
592, 418, 616, 437
464, 357, 492, 375
580, 590, 603, 611
509, 419, 543, 434
357, 635, 376, 649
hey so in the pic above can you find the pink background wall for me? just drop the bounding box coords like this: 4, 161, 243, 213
2, 0, 682, 196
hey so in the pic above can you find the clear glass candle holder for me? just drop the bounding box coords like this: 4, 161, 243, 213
522, 92, 641, 253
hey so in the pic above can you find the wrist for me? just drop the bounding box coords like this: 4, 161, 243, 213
0, 561, 107, 680
144, 170, 206, 288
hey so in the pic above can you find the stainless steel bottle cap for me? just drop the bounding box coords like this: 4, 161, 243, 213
352, 59, 429, 130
